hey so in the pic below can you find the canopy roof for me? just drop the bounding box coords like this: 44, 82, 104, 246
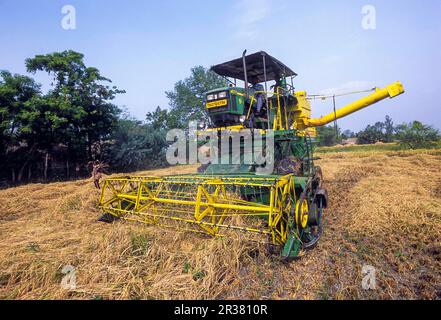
210, 51, 297, 85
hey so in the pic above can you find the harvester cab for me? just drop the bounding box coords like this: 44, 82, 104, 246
205, 50, 404, 135
206, 50, 299, 130
98, 50, 405, 260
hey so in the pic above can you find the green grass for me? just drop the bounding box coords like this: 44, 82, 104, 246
183, 261, 191, 274
130, 234, 151, 255
316, 141, 441, 154
192, 270, 206, 281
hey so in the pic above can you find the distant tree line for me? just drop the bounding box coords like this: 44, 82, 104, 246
317, 115, 440, 149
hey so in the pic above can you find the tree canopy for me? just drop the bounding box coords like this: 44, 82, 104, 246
0, 50, 124, 183
316, 125, 342, 147
165, 66, 227, 129
357, 115, 398, 145
395, 121, 440, 149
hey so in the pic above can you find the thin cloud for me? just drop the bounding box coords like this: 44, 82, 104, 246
317, 81, 375, 96
233, 0, 271, 40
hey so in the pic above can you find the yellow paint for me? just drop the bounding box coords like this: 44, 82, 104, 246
295, 198, 309, 229
204, 82, 404, 136
99, 175, 296, 246
206, 99, 228, 109
304, 82, 405, 129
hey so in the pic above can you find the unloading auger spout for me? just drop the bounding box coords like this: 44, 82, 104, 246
302, 82, 405, 129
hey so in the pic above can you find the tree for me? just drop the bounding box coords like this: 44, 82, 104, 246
146, 106, 170, 130
357, 122, 385, 145
317, 126, 342, 146
356, 116, 397, 145
103, 116, 168, 171
341, 129, 355, 140
0, 51, 126, 183
165, 66, 227, 129
0, 71, 41, 144
0, 70, 42, 181
395, 121, 440, 149
384, 115, 394, 143
25, 50, 124, 164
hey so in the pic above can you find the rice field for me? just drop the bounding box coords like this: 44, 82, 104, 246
0, 148, 440, 300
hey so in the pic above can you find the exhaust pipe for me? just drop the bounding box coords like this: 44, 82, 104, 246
242, 50, 248, 98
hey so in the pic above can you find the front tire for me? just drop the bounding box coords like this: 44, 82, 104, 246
295, 192, 324, 250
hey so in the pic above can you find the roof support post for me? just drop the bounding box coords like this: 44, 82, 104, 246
262, 52, 270, 129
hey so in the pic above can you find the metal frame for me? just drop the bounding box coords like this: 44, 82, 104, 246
99, 174, 305, 246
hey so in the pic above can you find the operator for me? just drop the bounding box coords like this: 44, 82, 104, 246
252, 83, 265, 116
91, 161, 106, 189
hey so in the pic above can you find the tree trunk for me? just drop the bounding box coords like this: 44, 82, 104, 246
17, 142, 38, 182
18, 161, 31, 182
17, 164, 24, 182
11, 169, 15, 183
66, 159, 70, 178
44, 152, 49, 180
28, 165, 32, 180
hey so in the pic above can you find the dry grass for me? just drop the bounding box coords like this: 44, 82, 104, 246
0, 151, 440, 300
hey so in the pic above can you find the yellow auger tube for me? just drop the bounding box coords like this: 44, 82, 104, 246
306, 81, 405, 128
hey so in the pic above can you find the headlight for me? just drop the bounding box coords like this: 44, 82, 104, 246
239, 115, 246, 123
218, 91, 227, 99
207, 94, 215, 101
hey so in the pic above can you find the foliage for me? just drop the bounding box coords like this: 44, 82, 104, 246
319, 116, 440, 151
383, 115, 394, 143
341, 129, 355, 140
316, 125, 341, 147
356, 122, 385, 145
0, 51, 124, 183
146, 106, 170, 130
102, 116, 168, 172
395, 121, 440, 149
25, 50, 124, 160
356, 115, 396, 145
165, 66, 227, 129
0, 71, 42, 181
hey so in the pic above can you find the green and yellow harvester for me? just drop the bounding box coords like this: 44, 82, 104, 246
99, 51, 404, 259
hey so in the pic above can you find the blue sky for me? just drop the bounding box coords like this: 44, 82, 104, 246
1, 0, 440, 131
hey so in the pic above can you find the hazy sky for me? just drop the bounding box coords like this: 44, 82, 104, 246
1, 0, 440, 131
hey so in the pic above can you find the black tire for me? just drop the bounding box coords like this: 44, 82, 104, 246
314, 166, 324, 189
98, 213, 119, 223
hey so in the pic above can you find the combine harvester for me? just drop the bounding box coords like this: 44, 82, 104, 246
99, 51, 404, 259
